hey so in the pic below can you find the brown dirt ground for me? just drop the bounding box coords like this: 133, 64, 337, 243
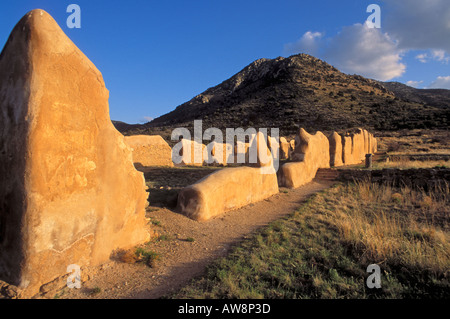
55, 171, 334, 300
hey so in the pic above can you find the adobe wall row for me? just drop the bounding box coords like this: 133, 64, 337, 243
176, 127, 379, 221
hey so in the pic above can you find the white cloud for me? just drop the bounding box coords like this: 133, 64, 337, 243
414, 50, 450, 63
139, 116, 154, 124
383, 1, 450, 68
415, 53, 428, 63
325, 24, 406, 81
284, 0, 450, 81
431, 50, 450, 63
406, 80, 424, 88
284, 31, 323, 56
432, 50, 446, 61
383, 0, 450, 53
285, 24, 406, 81
428, 76, 450, 89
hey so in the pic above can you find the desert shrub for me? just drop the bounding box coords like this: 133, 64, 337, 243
387, 141, 402, 152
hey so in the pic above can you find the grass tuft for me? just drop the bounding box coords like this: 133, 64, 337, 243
135, 247, 161, 268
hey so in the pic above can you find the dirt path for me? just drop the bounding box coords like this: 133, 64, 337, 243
58, 179, 335, 299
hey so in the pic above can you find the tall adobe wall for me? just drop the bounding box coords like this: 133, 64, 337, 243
0, 10, 151, 298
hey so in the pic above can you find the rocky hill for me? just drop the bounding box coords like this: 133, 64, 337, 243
118, 54, 449, 140
382, 81, 450, 108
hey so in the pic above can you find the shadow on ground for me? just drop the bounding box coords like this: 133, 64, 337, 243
138, 166, 223, 208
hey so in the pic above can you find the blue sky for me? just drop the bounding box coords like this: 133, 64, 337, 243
0, 1, 449, 124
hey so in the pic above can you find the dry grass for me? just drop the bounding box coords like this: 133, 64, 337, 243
335, 181, 449, 272
172, 180, 449, 299
377, 129, 449, 155
373, 159, 449, 169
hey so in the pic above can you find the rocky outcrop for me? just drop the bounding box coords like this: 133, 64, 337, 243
278, 128, 330, 188
138, 50, 449, 137
0, 10, 151, 298
124, 135, 173, 168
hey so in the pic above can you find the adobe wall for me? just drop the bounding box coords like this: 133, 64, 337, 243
278, 128, 330, 188
328, 131, 344, 167
177, 132, 278, 221
0, 10, 151, 298
176, 166, 279, 221
124, 135, 174, 167
175, 139, 207, 166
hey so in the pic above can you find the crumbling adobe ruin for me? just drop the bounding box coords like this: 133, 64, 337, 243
277, 128, 377, 188
328, 131, 344, 167
176, 126, 378, 221
124, 135, 174, 168
174, 138, 207, 166
0, 10, 151, 298
176, 132, 279, 221
0, 9, 381, 298
278, 128, 331, 188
